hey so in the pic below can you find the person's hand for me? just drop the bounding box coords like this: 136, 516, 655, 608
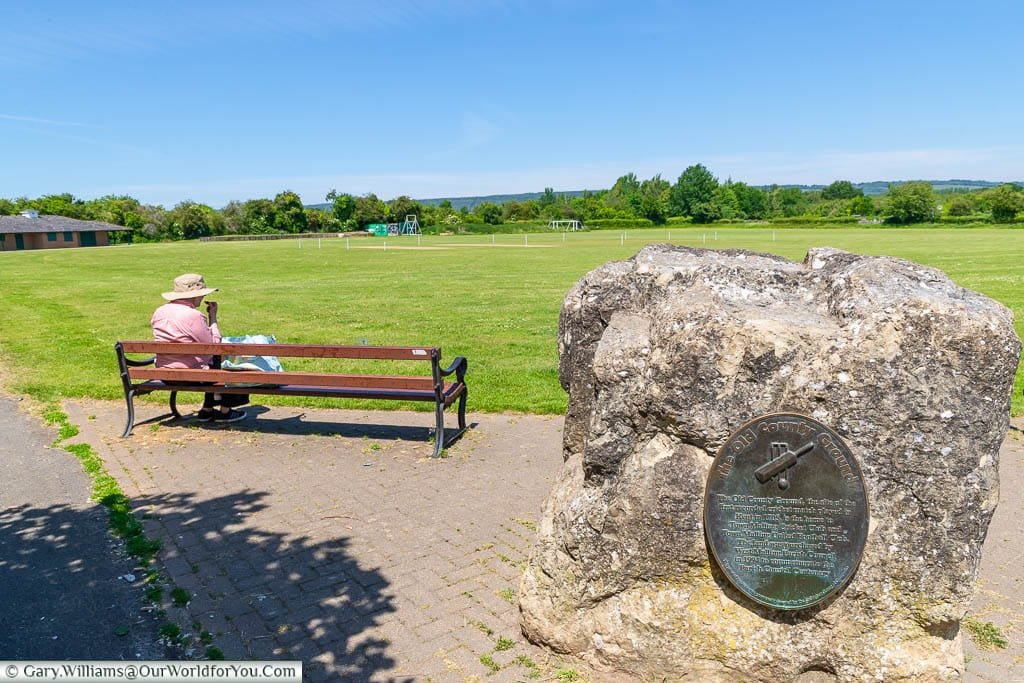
205, 300, 218, 323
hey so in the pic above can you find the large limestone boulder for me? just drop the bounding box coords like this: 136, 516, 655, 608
519, 245, 1020, 681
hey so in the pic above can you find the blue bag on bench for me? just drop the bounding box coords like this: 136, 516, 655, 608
221, 335, 284, 386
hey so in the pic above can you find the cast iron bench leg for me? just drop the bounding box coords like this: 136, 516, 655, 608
433, 400, 445, 458
169, 391, 181, 418
122, 389, 136, 437
457, 387, 467, 431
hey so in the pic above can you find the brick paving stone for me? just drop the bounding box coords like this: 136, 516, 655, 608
217, 596, 255, 623
232, 611, 273, 640
68, 400, 1024, 681
209, 631, 248, 659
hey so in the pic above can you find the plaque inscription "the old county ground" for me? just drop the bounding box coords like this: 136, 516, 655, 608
704, 413, 869, 610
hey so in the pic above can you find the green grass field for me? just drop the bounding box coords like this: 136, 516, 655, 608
2, 226, 1023, 414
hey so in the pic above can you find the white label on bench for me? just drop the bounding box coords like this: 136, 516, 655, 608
412, 349, 428, 356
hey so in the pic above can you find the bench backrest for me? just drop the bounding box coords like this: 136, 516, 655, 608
118, 341, 439, 361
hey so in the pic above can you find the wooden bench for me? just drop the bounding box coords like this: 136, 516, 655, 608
115, 341, 468, 457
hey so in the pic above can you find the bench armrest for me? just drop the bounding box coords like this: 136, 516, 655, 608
439, 356, 468, 384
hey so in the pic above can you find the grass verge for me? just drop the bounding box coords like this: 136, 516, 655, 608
43, 403, 222, 659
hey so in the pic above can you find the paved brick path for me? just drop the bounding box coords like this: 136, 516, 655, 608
67, 400, 574, 682
64, 399, 1024, 682
963, 422, 1024, 681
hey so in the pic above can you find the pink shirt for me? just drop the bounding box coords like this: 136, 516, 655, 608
151, 300, 222, 369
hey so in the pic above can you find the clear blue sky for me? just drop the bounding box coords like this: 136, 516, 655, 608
1, 1, 1021, 208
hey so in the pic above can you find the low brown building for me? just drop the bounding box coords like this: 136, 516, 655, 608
0, 211, 129, 251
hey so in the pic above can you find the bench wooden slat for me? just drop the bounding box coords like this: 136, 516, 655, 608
120, 341, 437, 361
132, 381, 465, 404
128, 367, 438, 391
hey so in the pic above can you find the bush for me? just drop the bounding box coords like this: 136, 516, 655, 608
440, 222, 544, 235
587, 218, 655, 229
769, 215, 861, 224
938, 215, 993, 226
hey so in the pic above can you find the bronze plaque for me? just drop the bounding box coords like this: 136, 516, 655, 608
704, 413, 869, 610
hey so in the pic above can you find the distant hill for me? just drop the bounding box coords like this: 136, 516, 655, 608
305, 191, 589, 213
416, 190, 589, 211
764, 179, 1007, 196
306, 180, 1017, 210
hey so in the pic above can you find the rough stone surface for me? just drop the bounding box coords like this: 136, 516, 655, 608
519, 244, 1021, 682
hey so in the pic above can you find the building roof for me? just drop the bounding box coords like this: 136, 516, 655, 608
0, 214, 129, 234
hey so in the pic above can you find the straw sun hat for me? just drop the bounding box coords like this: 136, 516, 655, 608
161, 273, 219, 301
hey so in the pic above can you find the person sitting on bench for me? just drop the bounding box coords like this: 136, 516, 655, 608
151, 273, 249, 423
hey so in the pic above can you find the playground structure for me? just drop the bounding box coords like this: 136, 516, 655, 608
548, 219, 584, 231
387, 215, 420, 235
368, 215, 421, 236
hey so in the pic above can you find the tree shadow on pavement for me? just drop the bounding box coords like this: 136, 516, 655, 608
133, 489, 402, 682
0, 503, 166, 659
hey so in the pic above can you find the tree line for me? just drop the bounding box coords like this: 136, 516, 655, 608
2, 164, 1022, 242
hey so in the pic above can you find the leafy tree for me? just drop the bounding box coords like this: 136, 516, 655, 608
242, 199, 276, 233
769, 186, 809, 217
503, 199, 539, 221
326, 190, 356, 223
943, 194, 974, 217
573, 192, 624, 221
670, 164, 719, 222
607, 173, 642, 215
220, 200, 246, 233
849, 194, 875, 216
732, 183, 769, 219
388, 196, 422, 224
0, 198, 14, 215
305, 208, 339, 231
474, 201, 503, 225
81, 195, 142, 226
821, 180, 863, 200
353, 193, 387, 228
638, 175, 670, 224
22, 193, 85, 218
167, 201, 223, 239
884, 182, 937, 224
538, 187, 557, 209
273, 190, 307, 233
715, 184, 741, 220
987, 184, 1023, 222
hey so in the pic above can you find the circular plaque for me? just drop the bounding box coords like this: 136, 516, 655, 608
704, 413, 869, 610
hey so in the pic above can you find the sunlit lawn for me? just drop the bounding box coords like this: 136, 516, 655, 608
2, 226, 1023, 414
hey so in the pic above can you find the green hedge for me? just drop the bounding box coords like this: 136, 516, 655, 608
434, 222, 548, 235
769, 215, 864, 224
587, 218, 655, 229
